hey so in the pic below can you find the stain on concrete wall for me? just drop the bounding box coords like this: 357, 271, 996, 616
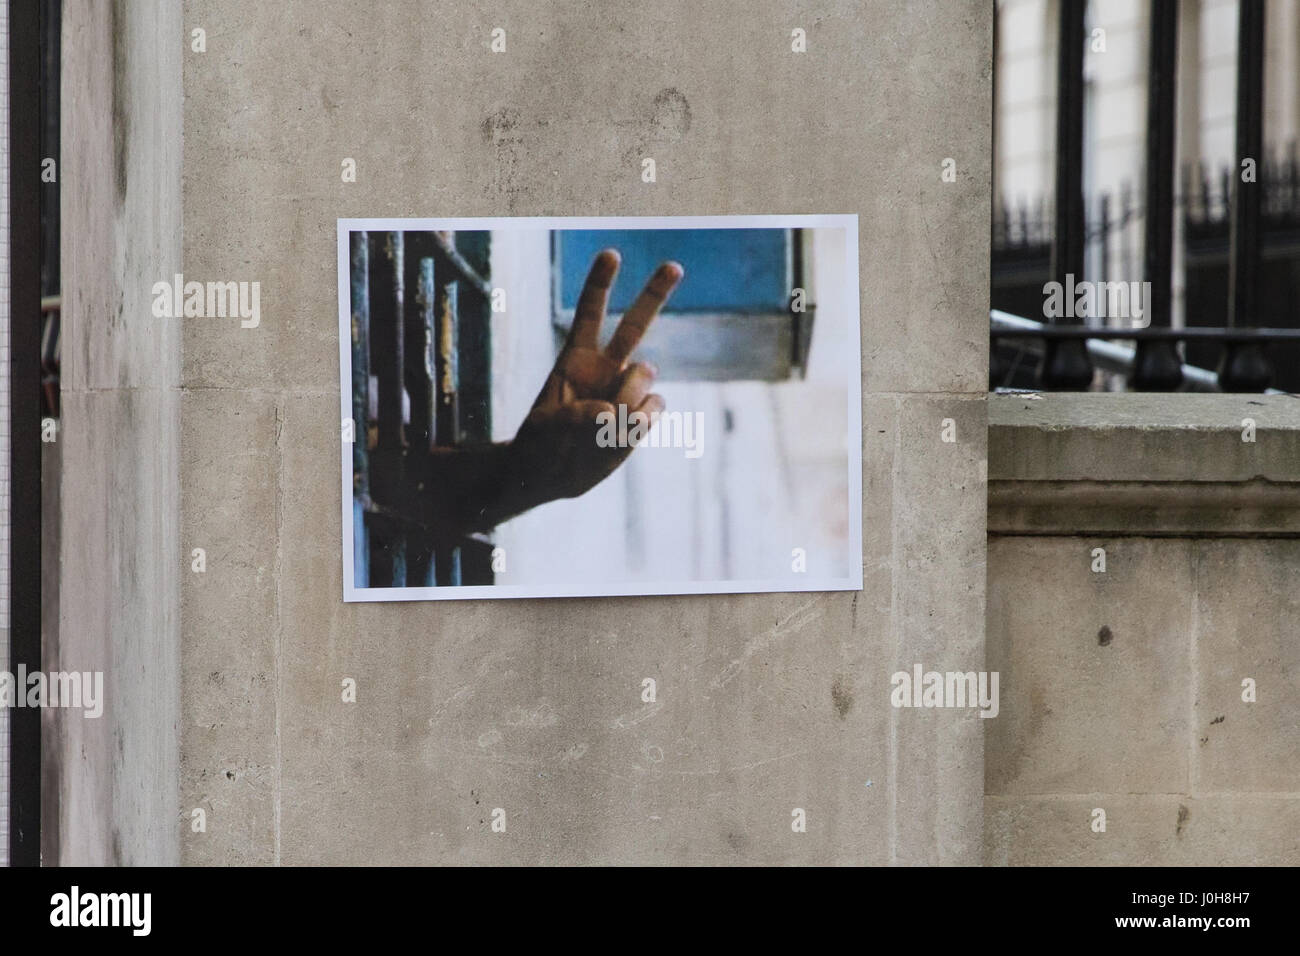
986, 395, 1300, 865
58, 0, 183, 865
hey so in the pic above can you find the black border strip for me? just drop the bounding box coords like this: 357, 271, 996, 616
9, 0, 42, 867
0, 866, 1288, 936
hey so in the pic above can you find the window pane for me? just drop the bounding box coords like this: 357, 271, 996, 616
557, 228, 790, 313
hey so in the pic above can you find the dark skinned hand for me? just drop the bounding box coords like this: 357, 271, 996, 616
417, 249, 683, 538
507, 249, 684, 501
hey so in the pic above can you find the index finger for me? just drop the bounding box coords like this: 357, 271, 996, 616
605, 261, 683, 366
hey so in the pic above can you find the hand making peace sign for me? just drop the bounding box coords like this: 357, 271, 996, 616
509, 249, 685, 501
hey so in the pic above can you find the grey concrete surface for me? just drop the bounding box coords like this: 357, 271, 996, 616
55, 2, 1299, 869
986, 794, 1300, 866
988, 479, 1300, 536
179, 389, 279, 865
57, 0, 182, 865
173, 0, 991, 864
1193, 541, 1300, 795
987, 537, 1195, 796
987, 395, 1300, 865
989, 392, 1300, 483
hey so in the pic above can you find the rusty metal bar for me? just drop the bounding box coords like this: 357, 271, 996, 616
349, 231, 370, 501
434, 250, 460, 448
431, 231, 492, 299
401, 245, 439, 587
355, 231, 497, 586
366, 231, 407, 585
349, 231, 371, 587
453, 230, 493, 442
404, 236, 436, 455
369, 232, 405, 460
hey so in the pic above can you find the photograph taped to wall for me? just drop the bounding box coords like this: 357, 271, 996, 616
337, 215, 862, 602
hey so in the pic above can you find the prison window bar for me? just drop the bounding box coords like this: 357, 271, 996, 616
350, 230, 495, 590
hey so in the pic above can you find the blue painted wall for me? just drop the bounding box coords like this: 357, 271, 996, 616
557, 228, 790, 313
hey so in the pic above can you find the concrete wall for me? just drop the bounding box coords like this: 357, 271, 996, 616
57, 0, 183, 865
986, 394, 1300, 865
58, 2, 1299, 869
172, 0, 990, 864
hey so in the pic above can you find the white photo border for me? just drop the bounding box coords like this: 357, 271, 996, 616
337, 214, 863, 602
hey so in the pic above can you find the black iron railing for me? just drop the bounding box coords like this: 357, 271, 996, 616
991, 312, 1300, 392
992, 0, 1298, 393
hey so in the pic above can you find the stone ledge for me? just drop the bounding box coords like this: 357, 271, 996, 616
985, 794, 1300, 866
989, 479, 1300, 536
989, 393, 1300, 484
